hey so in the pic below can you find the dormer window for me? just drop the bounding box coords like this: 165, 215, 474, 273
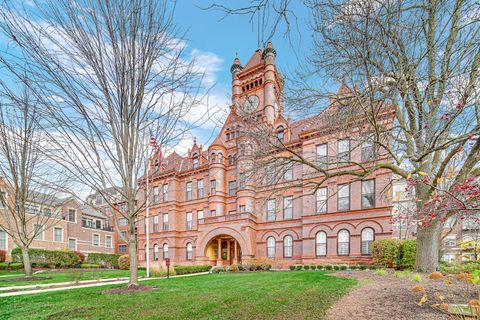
192, 153, 199, 169
276, 126, 285, 144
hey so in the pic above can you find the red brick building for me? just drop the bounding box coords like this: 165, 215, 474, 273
137, 43, 395, 268
0, 178, 115, 260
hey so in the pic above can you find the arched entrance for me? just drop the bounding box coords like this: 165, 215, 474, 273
205, 235, 242, 267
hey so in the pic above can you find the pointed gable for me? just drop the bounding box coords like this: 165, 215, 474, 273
243, 49, 263, 70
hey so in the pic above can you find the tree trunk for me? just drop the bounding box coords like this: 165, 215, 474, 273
128, 224, 138, 287
415, 219, 442, 272
21, 246, 32, 277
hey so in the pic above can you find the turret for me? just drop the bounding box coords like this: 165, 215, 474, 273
263, 42, 277, 125
231, 53, 243, 108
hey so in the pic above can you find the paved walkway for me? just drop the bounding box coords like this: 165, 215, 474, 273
0, 276, 131, 291
0, 272, 209, 297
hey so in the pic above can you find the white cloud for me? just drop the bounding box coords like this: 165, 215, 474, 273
190, 49, 224, 87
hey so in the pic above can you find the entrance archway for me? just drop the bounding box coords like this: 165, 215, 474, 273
205, 235, 242, 267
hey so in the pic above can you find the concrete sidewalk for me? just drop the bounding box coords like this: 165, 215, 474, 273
0, 276, 132, 291
0, 272, 209, 297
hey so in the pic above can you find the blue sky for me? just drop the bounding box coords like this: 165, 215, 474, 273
172, 1, 315, 151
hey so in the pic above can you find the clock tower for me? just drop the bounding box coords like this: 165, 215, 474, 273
230, 42, 284, 126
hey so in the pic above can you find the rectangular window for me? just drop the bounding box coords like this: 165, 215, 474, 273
68, 238, 76, 250
210, 180, 217, 195
0, 191, 6, 208
239, 173, 246, 189
153, 186, 160, 203
362, 180, 375, 208
43, 207, 52, 217
0, 230, 5, 250
120, 231, 127, 240
96, 195, 103, 205
95, 220, 101, 229
197, 180, 204, 198
186, 212, 193, 230
267, 199, 276, 221
283, 163, 293, 181
54, 227, 62, 242
163, 184, 169, 202
153, 216, 159, 232
266, 163, 275, 185
239, 205, 246, 212
197, 210, 204, 219
362, 140, 375, 162
26, 204, 39, 215
106, 236, 112, 248
186, 182, 192, 200
338, 184, 350, 211
118, 218, 127, 226
316, 144, 328, 169
283, 196, 293, 219
68, 209, 76, 222
118, 245, 127, 253
228, 181, 237, 196
316, 187, 328, 214
338, 139, 350, 163
163, 213, 169, 231
210, 210, 216, 217
92, 234, 100, 247
34, 224, 43, 240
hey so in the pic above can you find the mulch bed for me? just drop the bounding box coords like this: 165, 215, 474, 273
0, 276, 52, 283
326, 270, 478, 320
103, 285, 157, 295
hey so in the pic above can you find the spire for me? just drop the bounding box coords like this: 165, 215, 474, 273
337, 79, 352, 96
230, 53, 243, 74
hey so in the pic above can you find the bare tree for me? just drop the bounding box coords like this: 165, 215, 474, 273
213, 0, 480, 272
0, 0, 210, 287
0, 82, 72, 276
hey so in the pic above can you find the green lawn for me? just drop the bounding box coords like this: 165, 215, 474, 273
0, 271, 355, 320
0, 269, 146, 287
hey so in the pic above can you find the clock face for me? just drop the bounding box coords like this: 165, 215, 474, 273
243, 95, 259, 113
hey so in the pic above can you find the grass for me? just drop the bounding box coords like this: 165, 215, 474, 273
0, 269, 146, 287
0, 271, 356, 320
0, 271, 24, 276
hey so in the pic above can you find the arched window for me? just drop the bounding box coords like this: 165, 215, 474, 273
210, 153, 216, 163
144, 244, 147, 261
337, 230, 350, 256
186, 242, 193, 260
218, 153, 223, 163
284, 235, 293, 258
276, 126, 285, 143
361, 228, 375, 255
316, 231, 327, 256
153, 244, 159, 261
163, 243, 169, 260
267, 236, 276, 258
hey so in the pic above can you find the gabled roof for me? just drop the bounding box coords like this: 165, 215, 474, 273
243, 49, 263, 70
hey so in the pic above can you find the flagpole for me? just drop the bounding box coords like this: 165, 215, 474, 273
146, 160, 150, 278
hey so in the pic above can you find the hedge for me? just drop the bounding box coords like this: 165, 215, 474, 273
80, 263, 101, 268
86, 253, 121, 268
371, 239, 416, 269
174, 265, 212, 275
11, 248, 78, 268
0, 262, 23, 270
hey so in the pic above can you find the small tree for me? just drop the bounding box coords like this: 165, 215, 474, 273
0, 83, 72, 276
